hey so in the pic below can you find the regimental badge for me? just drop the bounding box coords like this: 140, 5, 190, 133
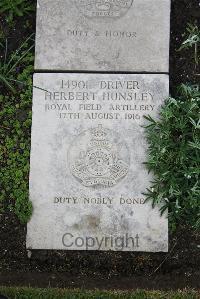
75, 0, 134, 19
68, 124, 130, 188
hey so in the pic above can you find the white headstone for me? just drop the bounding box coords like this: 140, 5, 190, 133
35, 0, 170, 72
27, 73, 169, 251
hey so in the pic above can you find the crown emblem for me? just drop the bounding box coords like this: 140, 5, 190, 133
75, 0, 133, 19
91, 124, 106, 139
88, 124, 112, 150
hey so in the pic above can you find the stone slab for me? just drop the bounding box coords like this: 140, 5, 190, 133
35, 0, 171, 72
27, 73, 169, 251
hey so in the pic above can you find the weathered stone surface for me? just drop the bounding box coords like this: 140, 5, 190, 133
27, 73, 169, 251
35, 0, 171, 72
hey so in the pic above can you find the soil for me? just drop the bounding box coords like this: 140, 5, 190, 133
0, 0, 200, 291
169, 0, 200, 93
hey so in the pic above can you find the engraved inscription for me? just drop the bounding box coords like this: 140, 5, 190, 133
75, 0, 134, 18
68, 124, 130, 188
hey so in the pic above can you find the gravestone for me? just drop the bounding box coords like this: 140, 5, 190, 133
27, 0, 171, 251
35, 0, 170, 72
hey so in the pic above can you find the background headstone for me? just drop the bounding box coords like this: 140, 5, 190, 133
35, 0, 171, 72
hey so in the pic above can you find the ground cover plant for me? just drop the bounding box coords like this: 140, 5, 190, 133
144, 84, 200, 230
0, 0, 34, 23
0, 35, 34, 222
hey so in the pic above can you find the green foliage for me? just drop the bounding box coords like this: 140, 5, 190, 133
0, 34, 34, 94
0, 0, 34, 23
144, 84, 200, 230
0, 37, 34, 223
0, 22, 5, 41
0, 287, 199, 299
179, 23, 200, 68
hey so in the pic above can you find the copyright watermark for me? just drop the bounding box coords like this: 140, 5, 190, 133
62, 233, 139, 250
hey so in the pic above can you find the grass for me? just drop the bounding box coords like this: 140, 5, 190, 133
0, 287, 199, 299
179, 22, 200, 69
